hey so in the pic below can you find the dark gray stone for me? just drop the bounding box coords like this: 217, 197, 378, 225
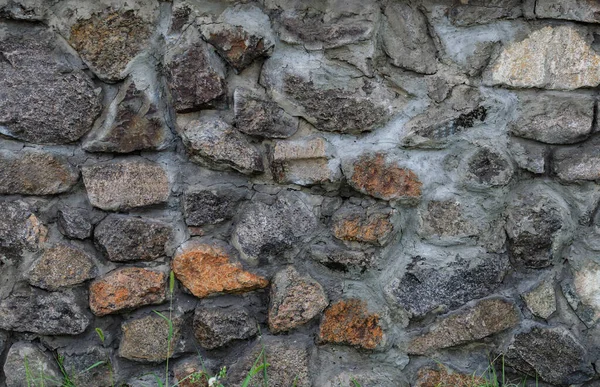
28, 243, 96, 291
0, 290, 91, 335
504, 324, 595, 385
309, 241, 375, 272
553, 136, 600, 182
94, 214, 172, 262
386, 254, 509, 319
0, 201, 47, 262
232, 191, 318, 265
193, 306, 258, 349
535, 0, 600, 23
180, 115, 264, 175
183, 184, 247, 226
449, 0, 522, 26
57, 346, 112, 387
4, 342, 61, 387
0, 22, 102, 144
57, 207, 93, 240
508, 137, 548, 174
0, 0, 46, 21
461, 147, 514, 190
234, 88, 298, 138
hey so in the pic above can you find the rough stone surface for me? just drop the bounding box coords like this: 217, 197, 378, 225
89, 267, 166, 316
510, 92, 594, 144
193, 306, 258, 349
0, 201, 47, 262
381, 2, 437, 74
119, 314, 182, 363
508, 137, 548, 174
309, 241, 375, 272
57, 207, 93, 240
268, 266, 328, 333
387, 255, 509, 319
504, 325, 595, 385
522, 280, 556, 320
174, 360, 210, 387
0, 149, 79, 195
408, 298, 520, 355
232, 191, 318, 265
535, 0, 600, 23
318, 299, 383, 349
94, 215, 172, 262
562, 260, 600, 327
28, 243, 96, 291
4, 342, 61, 387
183, 184, 247, 226
486, 25, 600, 90
346, 153, 422, 202
553, 136, 600, 182
0, 290, 91, 335
331, 202, 396, 246
82, 159, 170, 211
448, 0, 522, 26
0, 0, 46, 21
68, 10, 152, 82
418, 200, 474, 242
0, 23, 102, 144
57, 346, 113, 387
414, 367, 485, 387
234, 88, 298, 138
461, 147, 514, 190
180, 115, 263, 175
172, 240, 268, 298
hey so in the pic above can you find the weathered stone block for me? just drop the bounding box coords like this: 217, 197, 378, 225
331, 202, 396, 246
183, 184, 248, 226
57, 207, 93, 240
460, 147, 513, 191
418, 200, 475, 243
522, 279, 556, 320
318, 299, 383, 350
309, 241, 375, 272
508, 137, 548, 174
448, 0, 522, 26
57, 346, 113, 387
119, 314, 182, 363
193, 306, 258, 349
28, 243, 96, 291
562, 260, 600, 327
553, 136, 600, 182
4, 342, 61, 387
535, 0, 600, 23
0, 201, 47, 262
234, 88, 298, 138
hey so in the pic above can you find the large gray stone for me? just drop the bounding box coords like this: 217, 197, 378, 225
0, 149, 79, 195
448, 0, 522, 26
57, 207, 93, 240
234, 88, 298, 139
381, 2, 437, 74
180, 115, 264, 175
562, 260, 600, 328
193, 306, 258, 349
553, 136, 600, 182
0, 201, 47, 262
535, 0, 600, 23
183, 184, 248, 226
28, 243, 96, 291
4, 342, 61, 387
522, 279, 556, 320
0, 22, 102, 144
94, 214, 172, 262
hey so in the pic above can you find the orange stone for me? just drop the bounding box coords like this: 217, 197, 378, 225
414, 367, 485, 387
172, 241, 268, 298
349, 153, 421, 201
89, 267, 166, 316
318, 299, 383, 350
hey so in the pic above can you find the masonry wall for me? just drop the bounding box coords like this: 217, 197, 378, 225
1, 0, 600, 386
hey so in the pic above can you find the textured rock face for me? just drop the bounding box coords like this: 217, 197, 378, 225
57, 207, 93, 240
183, 184, 247, 226
331, 202, 396, 246
504, 325, 595, 385
535, 0, 600, 23
94, 215, 172, 262
0, 149, 79, 195
193, 306, 258, 349
461, 147, 514, 190
174, 361, 210, 387
408, 298, 520, 355
487, 25, 600, 90
562, 261, 600, 327
0, 23, 102, 144
28, 243, 96, 290
415, 367, 485, 387
57, 346, 112, 387
268, 267, 328, 333
120, 315, 182, 362
418, 200, 474, 242
172, 240, 268, 298
522, 280, 556, 320
553, 136, 600, 182
0, 201, 47, 262
69, 10, 152, 82
4, 342, 61, 387
234, 88, 298, 138
309, 242, 375, 272
508, 137, 547, 174
89, 267, 166, 316
82, 159, 170, 211
318, 299, 383, 349
448, 0, 522, 26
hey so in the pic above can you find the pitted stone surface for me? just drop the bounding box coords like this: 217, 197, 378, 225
4, 342, 61, 387
57, 207, 93, 240
535, 0, 600, 23
183, 184, 248, 226
193, 306, 258, 349
553, 136, 600, 182
318, 299, 383, 350
331, 202, 396, 246
562, 260, 600, 327
523, 279, 556, 320
28, 243, 96, 290
448, 0, 522, 26
0, 201, 47, 262
119, 314, 182, 363
234, 88, 298, 139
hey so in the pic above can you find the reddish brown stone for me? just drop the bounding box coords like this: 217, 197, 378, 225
348, 153, 421, 201
88, 267, 166, 316
203, 26, 270, 72
318, 299, 383, 350
172, 241, 268, 298
415, 367, 485, 387
331, 203, 395, 246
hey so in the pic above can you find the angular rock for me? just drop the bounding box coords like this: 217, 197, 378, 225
183, 184, 247, 226
193, 306, 258, 349
57, 207, 93, 240
0, 149, 79, 195
269, 136, 341, 187
268, 266, 328, 333
505, 185, 570, 268
165, 27, 226, 113
120, 314, 182, 363
0, 290, 91, 335
4, 342, 61, 387
82, 159, 170, 211
522, 280, 556, 320
28, 243, 96, 291
68, 10, 153, 82
0, 23, 102, 145
232, 191, 318, 265
0, 201, 47, 262
0, 0, 46, 21
318, 299, 383, 350
345, 153, 422, 202
449, 0, 522, 26
386, 254, 509, 319
83, 78, 172, 153
486, 25, 600, 90
381, 3, 437, 74
418, 200, 474, 242
553, 136, 600, 182
535, 0, 600, 23
461, 147, 513, 190
180, 115, 263, 175
57, 346, 113, 387
309, 241, 375, 272
562, 261, 600, 327
200, 5, 275, 72
402, 86, 487, 148
331, 202, 396, 246
414, 367, 485, 387
89, 267, 166, 316
510, 92, 594, 144
172, 240, 268, 298
234, 88, 298, 138
261, 48, 402, 134
408, 298, 520, 355
508, 137, 548, 174
94, 215, 172, 262
504, 325, 594, 385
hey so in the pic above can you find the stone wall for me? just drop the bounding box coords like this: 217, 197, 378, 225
1, 0, 600, 386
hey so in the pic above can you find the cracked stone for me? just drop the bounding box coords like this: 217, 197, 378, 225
309, 241, 375, 272
507, 137, 548, 174
318, 299, 383, 350
234, 88, 298, 139
193, 305, 258, 349
28, 243, 96, 291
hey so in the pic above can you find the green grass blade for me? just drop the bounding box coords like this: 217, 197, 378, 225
350, 377, 362, 387
82, 361, 106, 373
169, 271, 175, 294
153, 310, 174, 341
95, 328, 105, 344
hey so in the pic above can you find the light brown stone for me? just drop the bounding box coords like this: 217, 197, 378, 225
415, 367, 485, 387
28, 243, 96, 291
119, 315, 181, 363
